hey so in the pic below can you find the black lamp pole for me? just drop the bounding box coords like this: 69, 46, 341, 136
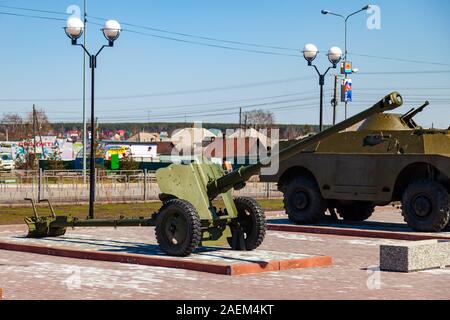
70, 38, 115, 219
309, 63, 335, 132
80, 42, 112, 219
65, 18, 120, 219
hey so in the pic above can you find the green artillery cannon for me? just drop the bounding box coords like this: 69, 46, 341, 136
25, 92, 404, 256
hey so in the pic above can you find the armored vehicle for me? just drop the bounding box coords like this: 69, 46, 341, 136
260, 101, 450, 232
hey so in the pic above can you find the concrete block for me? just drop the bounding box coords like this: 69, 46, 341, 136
380, 240, 450, 272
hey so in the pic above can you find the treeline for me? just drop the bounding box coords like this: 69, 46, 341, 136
53, 122, 320, 140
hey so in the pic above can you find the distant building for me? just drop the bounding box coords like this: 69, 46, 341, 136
171, 127, 217, 150
127, 132, 161, 143
228, 128, 268, 140
204, 137, 268, 165
66, 130, 80, 142
99, 140, 178, 162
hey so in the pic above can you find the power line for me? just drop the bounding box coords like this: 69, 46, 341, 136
349, 52, 450, 67
50, 103, 319, 123
0, 10, 66, 22
0, 4, 300, 53
2, 4, 450, 67
87, 14, 299, 52
12, 93, 304, 114
89, 21, 301, 58
0, 4, 67, 16
23, 94, 326, 119
3, 68, 449, 103
0, 76, 313, 102
359, 70, 450, 75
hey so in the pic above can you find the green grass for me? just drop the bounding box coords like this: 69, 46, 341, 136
0, 199, 284, 226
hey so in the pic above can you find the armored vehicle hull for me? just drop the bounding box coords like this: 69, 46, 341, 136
261, 103, 450, 232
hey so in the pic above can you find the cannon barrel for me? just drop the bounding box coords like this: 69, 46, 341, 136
207, 92, 404, 199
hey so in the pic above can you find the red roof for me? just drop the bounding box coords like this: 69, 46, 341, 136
204, 137, 265, 158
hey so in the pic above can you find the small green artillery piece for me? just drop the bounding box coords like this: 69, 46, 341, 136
25, 92, 404, 256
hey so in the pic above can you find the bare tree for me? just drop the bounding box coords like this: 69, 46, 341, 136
1, 113, 26, 140
286, 125, 304, 140
26, 108, 52, 135
244, 109, 275, 129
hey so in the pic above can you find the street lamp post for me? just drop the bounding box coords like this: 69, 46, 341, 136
321, 5, 371, 119
65, 17, 121, 219
302, 44, 342, 132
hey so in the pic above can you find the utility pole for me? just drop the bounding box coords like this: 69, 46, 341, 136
32, 105, 44, 162
321, 5, 370, 119
239, 107, 242, 128
82, 0, 88, 183
96, 117, 99, 139
32, 105, 37, 167
332, 75, 339, 125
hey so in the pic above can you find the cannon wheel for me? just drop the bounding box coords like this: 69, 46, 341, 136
401, 180, 450, 232
336, 202, 375, 222
228, 197, 266, 251
284, 176, 327, 224
155, 199, 202, 257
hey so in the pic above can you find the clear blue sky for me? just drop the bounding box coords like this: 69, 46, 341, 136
0, 0, 449, 127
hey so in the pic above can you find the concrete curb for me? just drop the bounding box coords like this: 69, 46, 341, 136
380, 240, 450, 272
0, 241, 332, 276
267, 224, 450, 241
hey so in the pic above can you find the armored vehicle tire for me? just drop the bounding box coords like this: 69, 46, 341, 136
155, 199, 202, 257
284, 176, 327, 224
401, 180, 450, 232
336, 202, 375, 222
228, 197, 266, 251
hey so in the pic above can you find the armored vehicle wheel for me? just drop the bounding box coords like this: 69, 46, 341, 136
155, 199, 202, 257
228, 197, 266, 251
284, 176, 327, 224
336, 202, 375, 222
401, 180, 450, 232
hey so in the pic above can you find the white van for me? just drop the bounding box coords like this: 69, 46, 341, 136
0, 153, 15, 171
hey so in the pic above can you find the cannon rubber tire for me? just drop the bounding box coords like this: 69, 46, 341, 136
228, 197, 266, 251
401, 180, 450, 232
284, 176, 327, 224
336, 202, 375, 222
155, 199, 202, 257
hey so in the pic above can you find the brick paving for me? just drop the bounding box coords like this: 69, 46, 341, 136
0, 206, 449, 300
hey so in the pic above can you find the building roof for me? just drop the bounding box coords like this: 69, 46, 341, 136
171, 128, 217, 141
171, 127, 217, 150
204, 137, 267, 158
127, 132, 161, 142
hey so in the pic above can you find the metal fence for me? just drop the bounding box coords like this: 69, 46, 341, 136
0, 170, 282, 205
